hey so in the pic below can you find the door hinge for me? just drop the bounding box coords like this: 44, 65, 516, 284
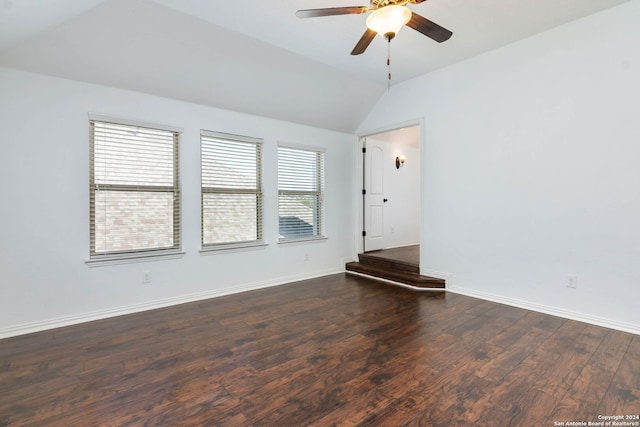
362, 189, 366, 195
362, 147, 366, 153
362, 230, 366, 237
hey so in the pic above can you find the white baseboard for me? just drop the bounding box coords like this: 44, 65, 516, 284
448, 285, 640, 336
420, 268, 452, 283
342, 256, 357, 265
6, 269, 636, 339
0, 267, 344, 339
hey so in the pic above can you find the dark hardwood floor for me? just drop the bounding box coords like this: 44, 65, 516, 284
1, 273, 638, 426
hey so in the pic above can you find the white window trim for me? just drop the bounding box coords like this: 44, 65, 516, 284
88, 113, 184, 134
200, 130, 264, 249
199, 241, 269, 256
277, 141, 326, 154
277, 143, 326, 242
88, 113, 183, 263
86, 250, 185, 267
277, 236, 328, 246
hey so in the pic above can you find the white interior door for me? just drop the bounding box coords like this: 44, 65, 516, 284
364, 139, 385, 251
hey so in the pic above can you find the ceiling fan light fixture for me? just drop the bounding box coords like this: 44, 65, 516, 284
366, 5, 412, 40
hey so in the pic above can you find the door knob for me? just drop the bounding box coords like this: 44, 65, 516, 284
383, 198, 388, 203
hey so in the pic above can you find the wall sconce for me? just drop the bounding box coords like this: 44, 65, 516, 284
395, 155, 406, 169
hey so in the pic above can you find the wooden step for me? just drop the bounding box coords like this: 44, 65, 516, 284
345, 261, 445, 289
357, 252, 420, 274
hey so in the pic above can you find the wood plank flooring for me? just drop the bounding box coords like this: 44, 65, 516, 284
1, 273, 638, 426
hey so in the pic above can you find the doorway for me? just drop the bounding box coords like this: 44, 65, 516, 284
361, 124, 421, 253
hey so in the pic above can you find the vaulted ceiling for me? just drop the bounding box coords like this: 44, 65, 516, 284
0, 0, 631, 132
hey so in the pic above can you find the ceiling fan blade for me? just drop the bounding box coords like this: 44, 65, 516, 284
296, 6, 368, 18
406, 12, 452, 43
351, 29, 377, 55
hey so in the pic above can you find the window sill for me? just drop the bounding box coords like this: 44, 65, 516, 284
278, 236, 327, 246
86, 250, 185, 267
200, 242, 268, 255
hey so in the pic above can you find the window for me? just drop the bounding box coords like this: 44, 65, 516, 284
200, 131, 263, 248
89, 118, 180, 259
278, 145, 325, 241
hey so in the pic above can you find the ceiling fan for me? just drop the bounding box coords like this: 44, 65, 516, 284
295, 0, 453, 55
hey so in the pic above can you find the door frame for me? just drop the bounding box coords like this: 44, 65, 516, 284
354, 117, 425, 256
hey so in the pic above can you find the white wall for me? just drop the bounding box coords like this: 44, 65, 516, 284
368, 137, 420, 248
359, 1, 640, 333
0, 68, 356, 337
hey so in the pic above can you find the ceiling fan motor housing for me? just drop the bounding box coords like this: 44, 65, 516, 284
370, 0, 423, 9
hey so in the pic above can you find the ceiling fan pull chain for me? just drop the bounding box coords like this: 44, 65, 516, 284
387, 38, 391, 90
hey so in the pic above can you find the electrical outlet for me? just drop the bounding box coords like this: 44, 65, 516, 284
143, 271, 151, 284
304, 253, 309, 262
566, 274, 577, 289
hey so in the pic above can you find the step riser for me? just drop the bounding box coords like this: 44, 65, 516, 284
346, 262, 445, 289
357, 255, 419, 274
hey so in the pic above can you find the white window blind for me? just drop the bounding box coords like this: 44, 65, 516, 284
278, 146, 325, 241
89, 120, 180, 257
201, 130, 263, 247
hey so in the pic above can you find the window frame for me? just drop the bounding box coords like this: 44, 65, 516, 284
200, 130, 265, 252
87, 114, 183, 265
277, 143, 326, 243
